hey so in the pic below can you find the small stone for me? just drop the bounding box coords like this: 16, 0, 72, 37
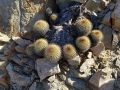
99, 50, 111, 62
12, 37, 32, 48
90, 42, 105, 57
89, 67, 115, 90
6, 63, 31, 87
29, 82, 36, 90
67, 55, 81, 66
79, 58, 95, 73
36, 58, 61, 81
87, 52, 92, 59
15, 45, 25, 54
47, 75, 56, 82
102, 11, 112, 26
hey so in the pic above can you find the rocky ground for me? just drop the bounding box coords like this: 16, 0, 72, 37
0, 0, 120, 90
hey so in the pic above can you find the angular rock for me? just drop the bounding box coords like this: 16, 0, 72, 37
112, 30, 119, 49
79, 58, 95, 73
15, 45, 25, 54
102, 11, 112, 26
0, 61, 8, 72
100, 25, 112, 49
10, 55, 29, 66
99, 50, 111, 62
20, 30, 34, 41
6, 63, 31, 87
0, 32, 10, 43
0, 72, 8, 88
29, 82, 36, 90
90, 42, 105, 56
67, 55, 81, 66
36, 58, 61, 81
89, 68, 115, 90
112, 0, 120, 29
12, 37, 32, 48
47, 75, 56, 82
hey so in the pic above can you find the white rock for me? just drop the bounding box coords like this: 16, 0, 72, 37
79, 58, 95, 72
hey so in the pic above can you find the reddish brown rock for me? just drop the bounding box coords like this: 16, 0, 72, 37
90, 42, 105, 57
112, 0, 120, 29
15, 45, 25, 54
89, 68, 115, 90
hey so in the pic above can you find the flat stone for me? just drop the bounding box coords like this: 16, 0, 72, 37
102, 11, 112, 26
79, 58, 95, 73
89, 68, 115, 90
100, 25, 112, 49
12, 37, 32, 48
0, 54, 8, 61
10, 55, 29, 66
0, 72, 8, 88
67, 55, 81, 66
29, 82, 36, 90
90, 42, 105, 57
15, 45, 25, 54
36, 58, 61, 81
0, 32, 10, 43
112, 0, 120, 29
6, 63, 31, 87
20, 30, 34, 41
99, 50, 111, 62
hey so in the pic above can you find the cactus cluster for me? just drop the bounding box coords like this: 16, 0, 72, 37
25, 17, 104, 64
33, 20, 49, 37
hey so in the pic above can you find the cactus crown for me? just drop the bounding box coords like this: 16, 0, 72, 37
75, 19, 92, 28
33, 20, 49, 30
50, 13, 58, 21
90, 30, 103, 41
76, 36, 91, 52
63, 44, 77, 60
